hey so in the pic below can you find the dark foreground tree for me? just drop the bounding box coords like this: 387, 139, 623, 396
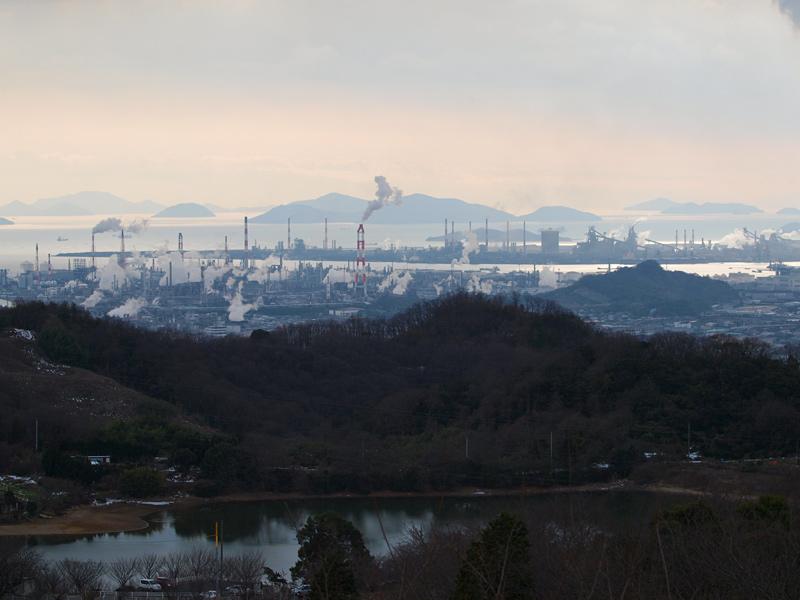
451, 511, 532, 600
291, 511, 372, 600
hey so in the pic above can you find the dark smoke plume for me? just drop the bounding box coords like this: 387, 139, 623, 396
362, 176, 403, 222
775, 0, 800, 27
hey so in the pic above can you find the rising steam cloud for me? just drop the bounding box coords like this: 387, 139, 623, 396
107, 297, 147, 318
92, 217, 148, 234
362, 176, 402, 222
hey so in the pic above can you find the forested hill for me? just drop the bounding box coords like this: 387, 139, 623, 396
1, 295, 799, 497
542, 260, 739, 316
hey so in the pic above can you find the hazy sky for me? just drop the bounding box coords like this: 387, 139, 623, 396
2, 0, 800, 215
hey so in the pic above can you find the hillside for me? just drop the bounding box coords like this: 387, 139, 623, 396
0, 192, 164, 216
542, 260, 739, 316
517, 206, 600, 221
1, 294, 799, 503
624, 197, 680, 211
152, 203, 215, 218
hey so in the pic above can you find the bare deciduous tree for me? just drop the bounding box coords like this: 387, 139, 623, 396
227, 550, 266, 598
184, 546, 217, 598
35, 563, 69, 600
58, 558, 105, 600
106, 556, 140, 596
137, 553, 164, 580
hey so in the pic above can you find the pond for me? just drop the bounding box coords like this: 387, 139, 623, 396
14, 490, 697, 577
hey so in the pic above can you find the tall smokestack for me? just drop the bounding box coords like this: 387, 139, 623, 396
35, 244, 39, 282
287, 218, 291, 251
119, 230, 125, 267
225, 236, 230, 265
485, 219, 489, 249
48, 253, 51, 278
444, 218, 448, 248
356, 224, 366, 296
92, 234, 96, 280
523, 221, 526, 253
506, 221, 509, 251
451, 221, 454, 249
324, 218, 328, 251
178, 232, 184, 260
243, 217, 249, 269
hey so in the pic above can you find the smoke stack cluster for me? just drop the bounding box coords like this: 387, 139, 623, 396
356, 224, 366, 296
243, 217, 249, 269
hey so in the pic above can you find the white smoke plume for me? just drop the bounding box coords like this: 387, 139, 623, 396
92, 217, 122, 234
538, 266, 559, 288
156, 251, 202, 286
467, 274, 493, 294
204, 264, 233, 292
452, 230, 480, 265
227, 292, 260, 322
637, 230, 652, 246
322, 268, 355, 285
378, 270, 413, 294
362, 175, 403, 222
92, 217, 148, 235
82, 290, 105, 308
247, 256, 283, 284
107, 297, 147, 318
126, 218, 148, 234
97, 256, 130, 291
718, 228, 754, 249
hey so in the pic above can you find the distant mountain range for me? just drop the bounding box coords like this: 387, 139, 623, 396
624, 197, 681, 211
204, 204, 271, 213
249, 193, 600, 225
1, 190, 603, 224
625, 197, 764, 215
152, 203, 215, 218
0, 217, 12, 225
0, 192, 164, 216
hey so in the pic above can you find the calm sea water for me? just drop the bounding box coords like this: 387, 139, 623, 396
17, 491, 696, 579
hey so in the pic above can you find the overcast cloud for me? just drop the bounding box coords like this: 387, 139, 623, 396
1, 0, 800, 214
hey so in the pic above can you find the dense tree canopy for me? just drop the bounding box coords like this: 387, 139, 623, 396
1, 293, 800, 496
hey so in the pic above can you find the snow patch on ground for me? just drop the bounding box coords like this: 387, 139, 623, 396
10, 328, 35, 340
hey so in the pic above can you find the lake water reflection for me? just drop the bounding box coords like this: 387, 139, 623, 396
19, 491, 696, 576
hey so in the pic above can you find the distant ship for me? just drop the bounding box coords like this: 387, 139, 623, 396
57, 236, 68, 242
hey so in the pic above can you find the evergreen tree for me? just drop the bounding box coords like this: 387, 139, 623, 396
451, 511, 532, 600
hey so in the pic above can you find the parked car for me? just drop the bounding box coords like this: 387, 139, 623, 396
139, 579, 162, 591
156, 577, 176, 589
224, 585, 247, 596
292, 584, 312, 597
201, 591, 218, 599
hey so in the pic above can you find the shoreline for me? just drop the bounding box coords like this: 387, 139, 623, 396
0, 481, 704, 537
